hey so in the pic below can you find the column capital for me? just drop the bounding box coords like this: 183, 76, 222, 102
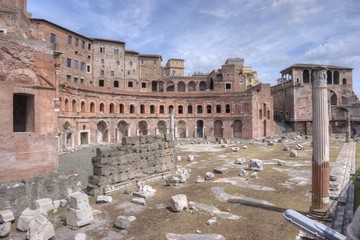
312, 66, 328, 88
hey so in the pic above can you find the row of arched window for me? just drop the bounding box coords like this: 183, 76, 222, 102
302, 70, 347, 85
62, 98, 251, 115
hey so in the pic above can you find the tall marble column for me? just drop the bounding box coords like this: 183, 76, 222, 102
170, 108, 175, 141
309, 66, 331, 220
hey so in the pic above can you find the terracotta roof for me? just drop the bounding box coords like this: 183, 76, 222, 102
91, 38, 125, 44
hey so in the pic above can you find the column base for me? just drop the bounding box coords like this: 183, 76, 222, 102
307, 207, 332, 222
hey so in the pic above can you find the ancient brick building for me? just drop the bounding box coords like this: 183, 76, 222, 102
271, 64, 359, 135
0, 0, 274, 182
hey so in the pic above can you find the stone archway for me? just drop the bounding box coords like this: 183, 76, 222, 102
118, 120, 129, 139
157, 121, 167, 135
63, 121, 73, 148
196, 120, 204, 138
97, 121, 108, 143
138, 120, 148, 136
233, 119, 242, 138
214, 120, 223, 138
177, 120, 186, 138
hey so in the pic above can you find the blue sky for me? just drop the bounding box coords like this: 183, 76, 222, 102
28, 0, 360, 96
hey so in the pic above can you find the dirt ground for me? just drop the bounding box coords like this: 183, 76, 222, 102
6, 136, 346, 240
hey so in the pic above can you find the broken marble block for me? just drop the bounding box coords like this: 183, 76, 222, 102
290, 149, 298, 157
188, 155, 195, 161
0, 209, 15, 223
195, 176, 205, 183
75, 233, 87, 240
248, 159, 263, 171
239, 169, 248, 177
26, 213, 55, 240
231, 147, 240, 152
132, 197, 146, 206
66, 192, 93, 227
235, 158, 246, 165
213, 167, 229, 174
34, 198, 55, 214
114, 216, 135, 229
17, 208, 39, 232
205, 172, 215, 180
170, 194, 188, 212
0, 222, 11, 238
96, 195, 113, 204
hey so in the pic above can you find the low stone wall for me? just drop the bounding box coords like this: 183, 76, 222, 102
0, 173, 81, 216
87, 134, 176, 195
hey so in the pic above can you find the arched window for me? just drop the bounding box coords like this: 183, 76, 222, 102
150, 105, 155, 114
99, 103, 104, 113
225, 104, 231, 113
169, 105, 174, 114
188, 105, 193, 114
303, 70, 310, 83
178, 105, 183, 114
178, 81, 185, 92
81, 101, 85, 112
140, 104, 145, 114
72, 99, 77, 112
199, 81, 206, 91
119, 104, 124, 113
167, 81, 174, 92
342, 78, 347, 85
188, 81, 196, 92
130, 104, 135, 114
90, 102, 95, 113
65, 99, 69, 112
207, 105, 212, 114
109, 103, 114, 113
159, 105, 164, 114
209, 78, 214, 91
197, 105, 203, 114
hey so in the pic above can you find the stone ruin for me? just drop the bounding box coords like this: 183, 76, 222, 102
87, 134, 176, 195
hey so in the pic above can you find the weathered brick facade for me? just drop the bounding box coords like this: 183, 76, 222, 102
271, 64, 359, 135
0, 0, 275, 182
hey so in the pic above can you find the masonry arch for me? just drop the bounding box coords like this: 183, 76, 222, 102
99, 103, 105, 113
64, 98, 69, 111
330, 90, 337, 105
166, 81, 174, 92
214, 120, 224, 138
138, 120, 148, 135
152, 81, 158, 92
178, 81, 185, 92
177, 120, 186, 138
109, 103, 115, 113
233, 119, 242, 138
199, 81, 207, 91
117, 120, 129, 139
97, 120, 109, 143
63, 121, 74, 148
72, 99, 77, 112
81, 101, 85, 112
188, 81, 196, 92
90, 102, 95, 113
209, 78, 214, 91
196, 120, 204, 138
157, 121, 167, 135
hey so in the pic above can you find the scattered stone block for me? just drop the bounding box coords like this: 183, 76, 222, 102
26, 213, 55, 240
96, 195, 113, 204
188, 155, 195, 161
248, 159, 263, 171
165, 176, 180, 186
213, 167, 229, 174
53, 200, 61, 209
114, 216, 131, 229
231, 147, 240, 152
75, 233, 87, 240
290, 149, 298, 157
60, 199, 68, 207
0, 209, 15, 223
17, 208, 38, 232
170, 194, 188, 212
166, 233, 225, 240
133, 191, 155, 199
239, 169, 248, 177
128, 216, 136, 222
251, 172, 258, 178
176, 156, 182, 161
132, 198, 146, 206
235, 158, 246, 165
242, 145, 248, 149
205, 172, 215, 180
66, 192, 93, 228
195, 176, 205, 183
206, 217, 217, 225
0, 222, 11, 238
283, 146, 290, 151
268, 141, 275, 146
34, 198, 55, 214
296, 144, 304, 150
